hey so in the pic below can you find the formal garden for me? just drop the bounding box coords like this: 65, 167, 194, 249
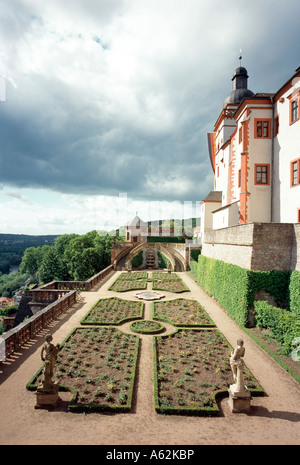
80, 297, 144, 325
27, 327, 139, 412
153, 328, 263, 415
152, 298, 215, 327
152, 271, 190, 293
26, 271, 265, 415
108, 271, 148, 292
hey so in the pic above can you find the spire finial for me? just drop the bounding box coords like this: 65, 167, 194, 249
239, 49, 242, 67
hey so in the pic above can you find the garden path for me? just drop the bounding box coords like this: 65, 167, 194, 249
0, 271, 299, 445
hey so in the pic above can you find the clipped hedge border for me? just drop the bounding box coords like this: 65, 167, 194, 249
152, 299, 216, 328
80, 297, 144, 326
26, 326, 140, 413
152, 328, 264, 417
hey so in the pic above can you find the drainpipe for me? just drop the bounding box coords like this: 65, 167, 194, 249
270, 96, 274, 223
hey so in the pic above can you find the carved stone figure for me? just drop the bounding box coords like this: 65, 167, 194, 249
230, 338, 245, 389
39, 334, 60, 390
35, 334, 61, 409
228, 339, 252, 412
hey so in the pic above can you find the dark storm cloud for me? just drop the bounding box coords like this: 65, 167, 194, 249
0, 0, 300, 205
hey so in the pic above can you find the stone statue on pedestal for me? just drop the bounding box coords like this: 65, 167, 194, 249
39, 334, 60, 390
228, 339, 252, 412
35, 334, 61, 409
230, 339, 245, 389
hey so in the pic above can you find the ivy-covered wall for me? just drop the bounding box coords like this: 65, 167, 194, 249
192, 255, 300, 327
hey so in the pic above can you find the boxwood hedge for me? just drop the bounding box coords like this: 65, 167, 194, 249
192, 255, 300, 327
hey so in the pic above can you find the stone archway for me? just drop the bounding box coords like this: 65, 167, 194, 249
124, 242, 186, 271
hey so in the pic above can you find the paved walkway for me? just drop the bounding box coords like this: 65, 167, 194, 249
0, 271, 299, 445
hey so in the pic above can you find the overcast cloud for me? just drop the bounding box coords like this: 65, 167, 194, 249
0, 0, 299, 234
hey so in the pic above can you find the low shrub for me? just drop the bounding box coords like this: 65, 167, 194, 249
254, 301, 300, 355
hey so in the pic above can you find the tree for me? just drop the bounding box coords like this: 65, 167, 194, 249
38, 247, 63, 283
19, 247, 42, 275
16, 230, 114, 286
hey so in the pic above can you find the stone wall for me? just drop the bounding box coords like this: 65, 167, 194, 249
202, 223, 300, 271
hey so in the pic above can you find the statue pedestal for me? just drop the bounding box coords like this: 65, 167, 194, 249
228, 384, 252, 413
35, 384, 60, 409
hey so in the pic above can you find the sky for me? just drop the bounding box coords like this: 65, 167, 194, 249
0, 0, 299, 235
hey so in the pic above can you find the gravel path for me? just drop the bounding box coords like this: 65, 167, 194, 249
0, 271, 299, 445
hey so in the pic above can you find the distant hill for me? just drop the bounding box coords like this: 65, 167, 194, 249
0, 233, 59, 243
0, 234, 59, 274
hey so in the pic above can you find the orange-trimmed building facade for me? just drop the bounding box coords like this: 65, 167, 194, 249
203, 65, 300, 235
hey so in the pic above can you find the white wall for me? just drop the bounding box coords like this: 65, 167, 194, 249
273, 78, 300, 223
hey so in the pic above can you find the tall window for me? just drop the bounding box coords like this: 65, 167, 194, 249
255, 164, 270, 185
289, 92, 300, 125
291, 99, 299, 123
255, 119, 271, 138
291, 158, 300, 187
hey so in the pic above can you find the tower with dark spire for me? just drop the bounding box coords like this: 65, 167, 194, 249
223, 61, 254, 108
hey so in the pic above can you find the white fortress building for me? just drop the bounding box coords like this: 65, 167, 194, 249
202, 65, 300, 235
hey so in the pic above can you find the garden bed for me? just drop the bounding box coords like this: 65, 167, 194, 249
130, 320, 165, 334
153, 299, 215, 327
152, 272, 189, 293
80, 297, 144, 325
153, 328, 264, 416
109, 272, 147, 292
117, 271, 148, 280
26, 327, 139, 413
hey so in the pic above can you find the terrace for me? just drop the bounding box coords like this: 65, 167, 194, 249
0, 270, 299, 445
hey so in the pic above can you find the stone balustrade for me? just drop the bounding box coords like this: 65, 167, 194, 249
0, 265, 114, 362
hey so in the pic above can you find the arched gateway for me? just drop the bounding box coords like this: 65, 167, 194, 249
113, 241, 188, 272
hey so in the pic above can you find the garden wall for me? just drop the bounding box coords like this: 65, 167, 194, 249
202, 223, 300, 272
191, 255, 300, 327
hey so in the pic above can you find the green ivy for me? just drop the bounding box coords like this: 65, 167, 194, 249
191, 255, 300, 357
248, 270, 290, 308
193, 255, 300, 325
254, 301, 300, 355
289, 270, 300, 316
195, 255, 249, 326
